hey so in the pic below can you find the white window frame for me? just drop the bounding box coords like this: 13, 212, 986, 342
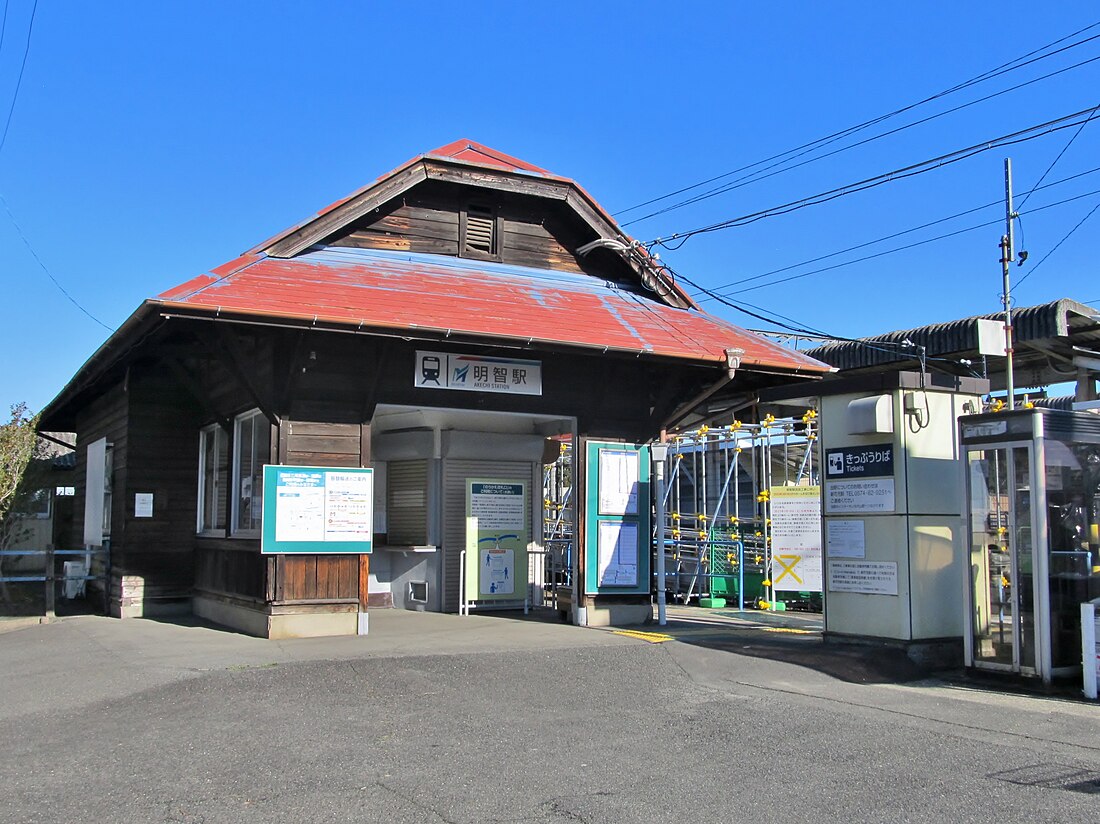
230, 409, 270, 538
196, 423, 228, 536
102, 444, 114, 537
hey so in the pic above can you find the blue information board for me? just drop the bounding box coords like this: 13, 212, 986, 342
260, 465, 374, 554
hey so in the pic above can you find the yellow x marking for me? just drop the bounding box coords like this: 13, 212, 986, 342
774, 554, 804, 586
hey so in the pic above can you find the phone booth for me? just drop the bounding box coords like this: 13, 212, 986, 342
960, 408, 1100, 683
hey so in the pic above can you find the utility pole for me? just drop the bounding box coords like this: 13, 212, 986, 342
1000, 157, 1016, 408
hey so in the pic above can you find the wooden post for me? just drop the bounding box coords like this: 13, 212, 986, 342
358, 554, 370, 610
357, 554, 370, 636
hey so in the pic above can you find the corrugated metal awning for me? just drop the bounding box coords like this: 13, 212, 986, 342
804, 298, 1100, 386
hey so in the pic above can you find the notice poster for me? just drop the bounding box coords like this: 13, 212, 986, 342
323, 472, 374, 541
598, 449, 640, 515
465, 480, 528, 601
261, 466, 374, 554
769, 486, 823, 592
826, 519, 866, 558
598, 520, 639, 586
828, 560, 899, 595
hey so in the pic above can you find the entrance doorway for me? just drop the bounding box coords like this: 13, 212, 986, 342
369, 405, 574, 617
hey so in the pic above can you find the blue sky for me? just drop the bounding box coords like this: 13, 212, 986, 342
1, 1, 1098, 414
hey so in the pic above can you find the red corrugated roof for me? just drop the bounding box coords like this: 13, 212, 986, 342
157, 247, 828, 373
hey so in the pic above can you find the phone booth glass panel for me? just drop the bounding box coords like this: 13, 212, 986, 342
961, 409, 1100, 683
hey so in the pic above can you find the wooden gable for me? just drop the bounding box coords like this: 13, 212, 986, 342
257, 142, 694, 309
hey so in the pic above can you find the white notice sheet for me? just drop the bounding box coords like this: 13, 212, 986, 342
598, 521, 639, 586
598, 449, 639, 515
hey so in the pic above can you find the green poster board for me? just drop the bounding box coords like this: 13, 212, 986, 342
261, 465, 374, 554
464, 479, 528, 601
584, 442, 650, 595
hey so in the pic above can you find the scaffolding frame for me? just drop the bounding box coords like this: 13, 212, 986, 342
661, 411, 819, 611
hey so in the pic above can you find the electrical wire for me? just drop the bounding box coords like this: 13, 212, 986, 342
615, 21, 1100, 221
668, 263, 971, 378
1016, 105, 1100, 210
714, 187, 1100, 297
625, 52, 1100, 228
694, 164, 1100, 297
647, 104, 1100, 251
0, 0, 37, 157
1014, 197, 1100, 289
0, 191, 112, 331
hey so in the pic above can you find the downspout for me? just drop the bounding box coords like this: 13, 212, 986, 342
659, 348, 744, 433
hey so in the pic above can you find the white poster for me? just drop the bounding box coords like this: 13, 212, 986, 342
323, 471, 374, 541
825, 478, 895, 513
828, 560, 899, 595
826, 519, 866, 558
598, 449, 640, 515
769, 486, 823, 592
134, 493, 154, 519
480, 549, 515, 596
598, 521, 639, 586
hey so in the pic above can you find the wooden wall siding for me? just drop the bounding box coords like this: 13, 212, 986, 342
123, 366, 202, 588
283, 420, 364, 467
328, 182, 614, 278
195, 541, 264, 600
269, 419, 365, 603
185, 327, 278, 425
274, 554, 358, 602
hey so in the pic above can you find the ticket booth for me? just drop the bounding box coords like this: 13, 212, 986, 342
960, 408, 1100, 683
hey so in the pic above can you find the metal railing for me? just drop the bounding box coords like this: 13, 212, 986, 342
0, 546, 111, 617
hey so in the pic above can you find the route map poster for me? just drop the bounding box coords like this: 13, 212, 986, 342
261, 466, 374, 554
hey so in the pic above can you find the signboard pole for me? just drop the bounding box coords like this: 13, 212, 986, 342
1084, 602, 1098, 700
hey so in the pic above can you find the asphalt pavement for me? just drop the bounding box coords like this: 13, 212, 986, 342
1, 609, 1098, 823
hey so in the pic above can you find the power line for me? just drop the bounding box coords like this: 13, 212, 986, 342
615, 21, 1100, 222
0, 192, 112, 331
1015, 197, 1100, 289
0, 0, 37, 156
1016, 106, 1100, 210
695, 164, 1100, 297
625, 52, 1100, 228
647, 104, 1100, 251
693, 187, 1100, 300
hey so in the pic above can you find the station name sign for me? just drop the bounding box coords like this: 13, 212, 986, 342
825, 444, 894, 479
415, 351, 542, 396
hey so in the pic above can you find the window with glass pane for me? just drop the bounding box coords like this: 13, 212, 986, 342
233, 410, 270, 534
198, 425, 228, 533
1044, 441, 1100, 668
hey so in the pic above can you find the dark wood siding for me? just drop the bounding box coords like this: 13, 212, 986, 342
326, 181, 628, 279
266, 420, 368, 603
122, 364, 202, 604
195, 539, 265, 600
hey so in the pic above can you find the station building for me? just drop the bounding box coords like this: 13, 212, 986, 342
39, 141, 829, 637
